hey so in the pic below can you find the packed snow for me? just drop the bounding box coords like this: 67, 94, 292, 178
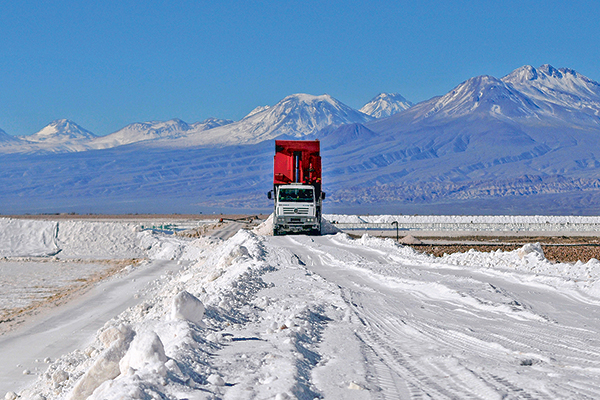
2, 216, 600, 399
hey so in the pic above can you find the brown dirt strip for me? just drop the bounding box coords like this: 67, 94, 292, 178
0, 259, 142, 335
412, 243, 600, 263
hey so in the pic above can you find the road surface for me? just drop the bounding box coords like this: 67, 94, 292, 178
267, 234, 600, 398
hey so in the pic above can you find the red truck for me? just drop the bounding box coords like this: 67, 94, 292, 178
267, 140, 325, 235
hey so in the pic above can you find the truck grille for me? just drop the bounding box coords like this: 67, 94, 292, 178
282, 207, 309, 215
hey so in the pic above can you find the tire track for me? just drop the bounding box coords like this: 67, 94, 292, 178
271, 234, 600, 399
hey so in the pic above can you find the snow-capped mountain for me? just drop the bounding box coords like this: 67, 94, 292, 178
0, 128, 23, 152
90, 118, 193, 149
503, 64, 600, 108
90, 117, 234, 149
403, 75, 541, 122
0, 117, 236, 153
172, 93, 375, 147
502, 64, 600, 125
2, 119, 99, 153
401, 65, 600, 126
22, 119, 96, 143
0, 94, 373, 153
360, 93, 413, 118
0, 93, 382, 154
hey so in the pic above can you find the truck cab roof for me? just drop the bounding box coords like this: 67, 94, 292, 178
278, 184, 314, 189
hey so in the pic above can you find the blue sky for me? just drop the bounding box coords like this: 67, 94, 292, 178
1, 0, 599, 137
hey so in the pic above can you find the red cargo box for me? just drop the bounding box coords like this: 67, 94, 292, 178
274, 140, 321, 186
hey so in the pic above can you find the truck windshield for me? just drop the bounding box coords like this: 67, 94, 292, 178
278, 188, 314, 202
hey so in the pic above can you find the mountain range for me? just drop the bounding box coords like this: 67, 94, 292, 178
0, 93, 383, 153
1, 64, 600, 215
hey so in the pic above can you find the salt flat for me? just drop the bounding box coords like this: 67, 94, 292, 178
1, 216, 600, 399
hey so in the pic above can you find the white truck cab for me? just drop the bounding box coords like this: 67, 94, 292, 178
272, 184, 320, 235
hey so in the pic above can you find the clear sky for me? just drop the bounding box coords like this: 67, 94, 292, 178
1, 0, 599, 137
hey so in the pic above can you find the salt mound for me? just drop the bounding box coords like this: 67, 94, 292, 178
321, 217, 342, 235
67, 325, 134, 400
518, 242, 545, 260
0, 218, 59, 257
399, 234, 422, 245
253, 214, 274, 236
119, 330, 167, 374
171, 290, 205, 325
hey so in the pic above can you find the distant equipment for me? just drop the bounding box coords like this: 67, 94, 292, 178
267, 140, 325, 235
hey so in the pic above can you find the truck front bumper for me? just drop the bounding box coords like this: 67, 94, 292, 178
274, 216, 320, 234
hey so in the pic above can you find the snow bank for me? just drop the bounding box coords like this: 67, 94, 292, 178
67, 325, 135, 400
0, 219, 144, 259
439, 242, 600, 298
16, 227, 359, 399
137, 231, 215, 261
170, 290, 205, 325
118, 330, 168, 376
0, 219, 59, 257
321, 217, 342, 234
56, 221, 145, 259
331, 231, 600, 300
0, 218, 213, 260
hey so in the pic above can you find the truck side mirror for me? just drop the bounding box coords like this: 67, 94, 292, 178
321, 192, 326, 200
267, 191, 272, 200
